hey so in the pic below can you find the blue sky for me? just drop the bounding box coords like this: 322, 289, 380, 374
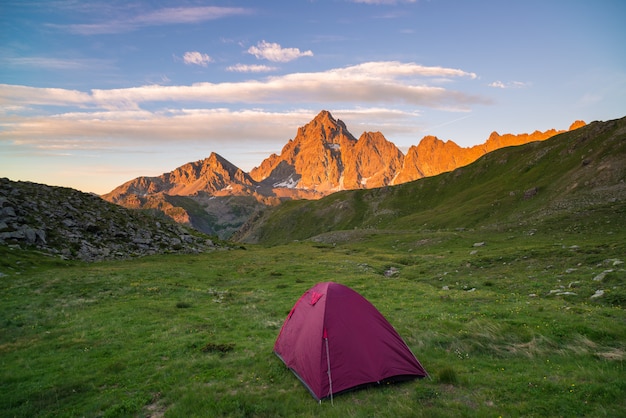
1, 0, 625, 194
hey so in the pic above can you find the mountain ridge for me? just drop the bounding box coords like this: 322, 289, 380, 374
102, 111, 586, 237
233, 116, 625, 244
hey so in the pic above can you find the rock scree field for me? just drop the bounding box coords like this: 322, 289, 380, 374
1, 116, 625, 417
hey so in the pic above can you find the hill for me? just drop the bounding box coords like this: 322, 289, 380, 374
233, 116, 626, 244
102, 111, 581, 238
0, 178, 219, 261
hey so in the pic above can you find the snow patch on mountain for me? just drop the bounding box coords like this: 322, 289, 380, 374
274, 175, 299, 189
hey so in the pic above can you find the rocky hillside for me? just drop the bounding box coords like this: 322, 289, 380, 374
234, 116, 626, 244
102, 110, 585, 237
0, 178, 219, 261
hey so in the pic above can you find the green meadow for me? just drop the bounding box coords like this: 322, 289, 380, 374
1, 222, 624, 417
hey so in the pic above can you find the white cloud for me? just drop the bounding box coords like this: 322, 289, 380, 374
247, 41, 314, 63
0, 62, 485, 111
1, 109, 316, 148
349, 0, 417, 4
183, 51, 212, 67
4, 56, 115, 71
0, 107, 427, 154
489, 81, 506, 89
488, 80, 530, 89
137, 6, 250, 25
0, 84, 93, 107
226, 64, 278, 73
59, 6, 252, 35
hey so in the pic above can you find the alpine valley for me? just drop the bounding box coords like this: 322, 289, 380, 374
102, 111, 586, 238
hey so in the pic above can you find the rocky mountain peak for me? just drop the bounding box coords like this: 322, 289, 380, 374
250, 111, 402, 192
296, 110, 356, 145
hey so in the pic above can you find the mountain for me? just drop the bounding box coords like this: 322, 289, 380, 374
102, 110, 585, 238
233, 116, 626, 244
250, 110, 405, 192
104, 152, 258, 202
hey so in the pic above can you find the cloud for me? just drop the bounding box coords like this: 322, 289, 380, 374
0, 61, 485, 111
226, 64, 278, 73
0, 84, 93, 107
489, 81, 506, 89
0, 107, 426, 152
1, 109, 316, 148
488, 80, 530, 89
247, 41, 314, 63
59, 6, 252, 35
349, 0, 417, 4
183, 52, 212, 67
4, 56, 115, 71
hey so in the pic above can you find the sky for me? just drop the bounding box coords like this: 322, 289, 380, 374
1, 0, 625, 195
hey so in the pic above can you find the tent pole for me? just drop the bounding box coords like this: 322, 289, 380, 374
324, 335, 334, 406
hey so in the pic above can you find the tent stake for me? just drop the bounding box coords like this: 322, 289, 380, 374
324, 331, 334, 406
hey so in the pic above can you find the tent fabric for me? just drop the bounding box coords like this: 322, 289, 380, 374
274, 282, 427, 401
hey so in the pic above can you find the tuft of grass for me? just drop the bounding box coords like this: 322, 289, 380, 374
437, 367, 459, 385
200, 342, 235, 354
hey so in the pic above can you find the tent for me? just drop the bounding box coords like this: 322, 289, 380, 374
274, 282, 428, 401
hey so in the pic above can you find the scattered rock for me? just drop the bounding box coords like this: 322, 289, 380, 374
590, 290, 605, 299
604, 258, 624, 267
384, 267, 400, 277
549, 289, 577, 296
473, 242, 486, 247
524, 187, 538, 199
593, 270, 613, 282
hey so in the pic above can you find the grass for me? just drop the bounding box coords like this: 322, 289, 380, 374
1, 222, 624, 417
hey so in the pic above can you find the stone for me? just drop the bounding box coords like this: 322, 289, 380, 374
1, 205, 16, 217
384, 267, 400, 277
524, 187, 538, 199
593, 270, 613, 282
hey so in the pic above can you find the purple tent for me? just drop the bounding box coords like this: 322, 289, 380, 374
274, 282, 428, 401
